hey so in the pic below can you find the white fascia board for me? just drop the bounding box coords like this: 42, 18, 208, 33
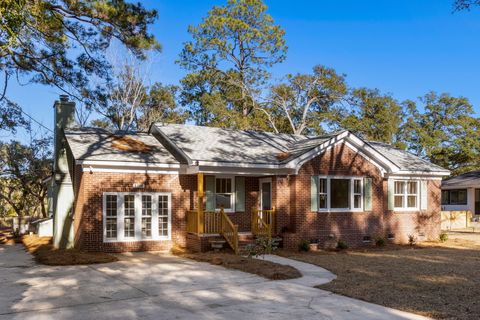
345, 133, 400, 172
84, 167, 179, 174
196, 160, 282, 169
198, 165, 295, 176
286, 132, 396, 175
387, 171, 450, 179
77, 160, 181, 169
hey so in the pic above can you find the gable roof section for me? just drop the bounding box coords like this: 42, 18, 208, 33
151, 123, 450, 176
64, 128, 180, 166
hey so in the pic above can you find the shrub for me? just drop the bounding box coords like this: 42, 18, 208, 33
246, 236, 279, 258
439, 233, 449, 242
298, 239, 310, 252
336, 240, 348, 250
408, 234, 416, 246
375, 237, 386, 247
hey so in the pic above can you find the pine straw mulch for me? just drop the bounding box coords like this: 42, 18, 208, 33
21, 234, 118, 266
0, 230, 21, 245
172, 246, 301, 280
278, 235, 480, 320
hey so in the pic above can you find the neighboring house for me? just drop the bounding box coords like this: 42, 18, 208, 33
50, 96, 450, 252
441, 171, 480, 215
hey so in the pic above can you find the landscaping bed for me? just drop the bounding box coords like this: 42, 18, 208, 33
279, 234, 480, 320
22, 235, 118, 265
174, 249, 301, 280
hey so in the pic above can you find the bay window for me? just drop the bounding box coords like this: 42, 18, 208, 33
103, 192, 171, 242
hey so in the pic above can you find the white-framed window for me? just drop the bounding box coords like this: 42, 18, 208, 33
215, 177, 234, 212
317, 177, 363, 212
141, 195, 152, 238
103, 192, 171, 242
394, 180, 418, 210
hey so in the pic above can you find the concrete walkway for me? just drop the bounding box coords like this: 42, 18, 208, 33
0, 244, 430, 320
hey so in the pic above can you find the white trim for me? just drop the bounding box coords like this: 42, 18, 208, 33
102, 192, 172, 243
259, 178, 273, 210
84, 167, 179, 174
78, 160, 180, 168
316, 175, 364, 213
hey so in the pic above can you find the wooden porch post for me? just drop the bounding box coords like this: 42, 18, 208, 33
197, 172, 204, 234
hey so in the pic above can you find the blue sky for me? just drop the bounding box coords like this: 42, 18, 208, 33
5, 0, 480, 141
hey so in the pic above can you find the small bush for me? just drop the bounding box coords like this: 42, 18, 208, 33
375, 237, 386, 247
336, 240, 348, 250
439, 233, 449, 242
408, 234, 416, 246
246, 236, 279, 258
298, 239, 310, 252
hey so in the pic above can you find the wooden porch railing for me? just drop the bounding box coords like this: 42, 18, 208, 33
252, 208, 275, 239
186, 208, 238, 254
220, 209, 239, 254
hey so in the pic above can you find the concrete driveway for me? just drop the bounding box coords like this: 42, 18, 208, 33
0, 244, 429, 320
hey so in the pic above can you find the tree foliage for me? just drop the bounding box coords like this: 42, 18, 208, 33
178, 0, 287, 130
268, 65, 347, 135
0, 137, 52, 218
340, 88, 404, 145
0, 0, 160, 130
403, 92, 480, 174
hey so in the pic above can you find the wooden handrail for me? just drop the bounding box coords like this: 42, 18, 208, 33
219, 208, 239, 254
186, 208, 239, 254
252, 208, 275, 239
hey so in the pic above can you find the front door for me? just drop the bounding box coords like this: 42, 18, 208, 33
259, 178, 272, 210
475, 189, 480, 215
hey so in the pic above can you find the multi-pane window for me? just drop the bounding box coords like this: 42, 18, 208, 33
353, 179, 362, 209
318, 178, 327, 209
407, 182, 417, 208
316, 177, 363, 211
158, 195, 169, 237
394, 181, 405, 208
394, 180, 418, 209
442, 189, 467, 205
103, 193, 170, 242
141, 195, 152, 238
124, 195, 135, 238
215, 178, 233, 210
106, 195, 117, 239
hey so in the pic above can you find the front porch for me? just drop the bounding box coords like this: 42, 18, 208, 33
185, 173, 277, 254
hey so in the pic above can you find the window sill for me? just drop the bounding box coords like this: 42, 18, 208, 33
317, 209, 364, 213
103, 237, 171, 243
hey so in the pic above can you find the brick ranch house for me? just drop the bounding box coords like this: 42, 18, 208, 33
50, 96, 450, 252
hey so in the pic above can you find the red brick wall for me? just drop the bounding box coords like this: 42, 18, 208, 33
279, 143, 442, 249
73, 169, 196, 252
73, 170, 260, 252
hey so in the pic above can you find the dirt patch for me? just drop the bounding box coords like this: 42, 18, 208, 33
22, 235, 118, 266
279, 234, 480, 320
176, 250, 301, 280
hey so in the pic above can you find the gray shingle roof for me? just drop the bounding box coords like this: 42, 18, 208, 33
442, 170, 480, 188
367, 141, 449, 173
153, 124, 322, 165
64, 124, 448, 175
64, 128, 179, 164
